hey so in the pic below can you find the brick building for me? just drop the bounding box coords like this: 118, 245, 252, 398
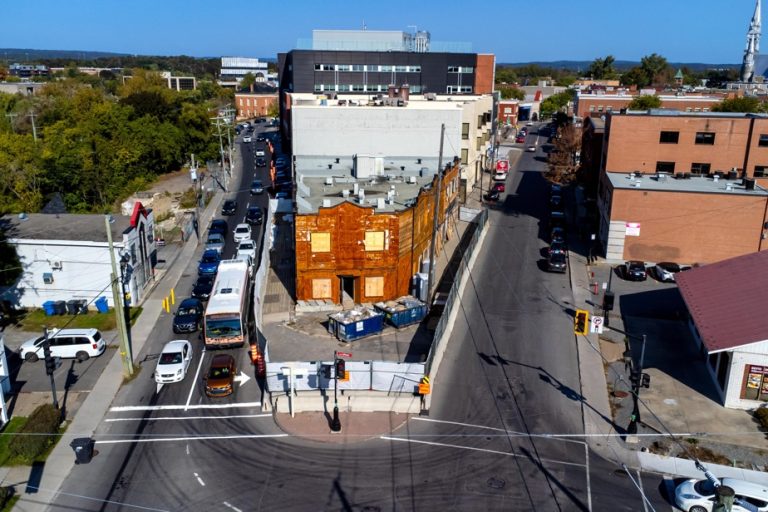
235, 90, 278, 119
497, 99, 519, 126
574, 90, 728, 120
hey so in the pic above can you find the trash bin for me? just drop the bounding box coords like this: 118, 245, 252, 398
66, 300, 79, 315
94, 296, 109, 314
70, 437, 94, 464
42, 301, 56, 317
53, 300, 67, 316
76, 299, 88, 314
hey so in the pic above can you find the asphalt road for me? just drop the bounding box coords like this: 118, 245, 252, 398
49, 123, 680, 511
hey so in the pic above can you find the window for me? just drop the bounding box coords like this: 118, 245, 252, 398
311, 279, 332, 299
379, 65, 392, 72
448, 66, 473, 73
409, 66, 421, 72
690, 163, 711, 174
597, 105, 603, 112
336, 64, 351, 72
338, 84, 350, 92
310, 232, 330, 252
461, 123, 470, 140
755, 166, 768, 177
314, 84, 322, 92
461, 149, 468, 164
759, 134, 768, 147
504, 107, 511, 114
589, 105, 596, 112
364, 276, 384, 297
364, 231, 385, 251
352, 84, 364, 92
695, 132, 715, 145
659, 131, 679, 144
447, 66, 460, 73
395, 65, 407, 73
656, 161, 675, 173
351, 64, 365, 72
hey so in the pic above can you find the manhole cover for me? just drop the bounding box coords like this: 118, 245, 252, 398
263, 294, 280, 304
487, 477, 506, 490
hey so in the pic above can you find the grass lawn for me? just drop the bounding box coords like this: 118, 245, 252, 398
0, 417, 27, 467
0, 495, 19, 511
18, 307, 143, 332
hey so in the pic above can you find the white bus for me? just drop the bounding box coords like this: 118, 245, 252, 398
203, 259, 252, 349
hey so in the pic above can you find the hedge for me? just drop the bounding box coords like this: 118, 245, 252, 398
7, 405, 61, 463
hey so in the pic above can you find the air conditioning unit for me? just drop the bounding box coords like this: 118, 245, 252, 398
51, 260, 63, 270
43, 272, 54, 284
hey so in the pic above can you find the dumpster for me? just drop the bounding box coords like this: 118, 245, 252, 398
70, 437, 95, 464
374, 295, 427, 328
66, 300, 79, 315
94, 296, 109, 313
328, 307, 384, 342
42, 300, 56, 317
53, 300, 67, 315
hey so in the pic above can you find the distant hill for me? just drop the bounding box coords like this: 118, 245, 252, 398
0, 48, 129, 62
497, 60, 740, 71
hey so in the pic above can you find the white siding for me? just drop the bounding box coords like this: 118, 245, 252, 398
724, 342, 768, 409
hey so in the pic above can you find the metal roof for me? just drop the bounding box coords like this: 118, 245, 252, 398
676, 250, 768, 353
1, 213, 132, 244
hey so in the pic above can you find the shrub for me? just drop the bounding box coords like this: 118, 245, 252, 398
0, 486, 13, 508
7, 405, 61, 463
756, 407, 768, 430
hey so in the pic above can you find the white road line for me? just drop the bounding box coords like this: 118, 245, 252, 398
410, 417, 587, 445
380, 436, 586, 468
637, 470, 649, 512
584, 443, 592, 512
194, 472, 206, 487
185, 348, 206, 411
109, 402, 262, 412
95, 433, 288, 445
223, 502, 242, 512
105, 413, 272, 422
186, 444, 190, 455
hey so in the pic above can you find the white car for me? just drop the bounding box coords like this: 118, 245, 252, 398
233, 223, 252, 243
154, 340, 193, 384
242, 136, 252, 143
526, 144, 536, 152
237, 239, 256, 259
675, 477, 768, 512
20, 328, 105, 362
526, 121, 534, 126
493, 171, 508, 181
255, 148, 265, 157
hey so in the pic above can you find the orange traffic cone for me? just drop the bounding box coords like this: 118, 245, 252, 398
256, 353, 266, 379
249, 343, 259, 365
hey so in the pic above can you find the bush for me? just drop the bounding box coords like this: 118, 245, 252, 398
756, 407, 768, 430
0, 486, 13, 508
7, 405, 61, 463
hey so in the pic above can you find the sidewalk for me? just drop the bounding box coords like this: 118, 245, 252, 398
5, 152, 241, 511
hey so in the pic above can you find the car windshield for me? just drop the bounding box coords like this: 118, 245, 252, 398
551, 254, 566, 262
240, 243, 254, 250
178, 307, 197, 316
236, 227, 249, 234
202, 254, 218, 263
159, 352, 182, 365
208, 365, 231, 379
206, 236, 221, 244
205, 317, 242, 338
252, 181, 262, 187
692, 479, 716, 496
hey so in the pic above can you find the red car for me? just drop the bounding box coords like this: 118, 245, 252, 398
492, 183, 505, 193
516, 135, 526, 143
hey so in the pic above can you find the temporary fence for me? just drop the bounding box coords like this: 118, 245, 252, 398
266, 360, 425, 393
252, 200, 275, 330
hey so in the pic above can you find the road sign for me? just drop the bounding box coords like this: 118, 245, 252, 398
336, 351, 352, 358
590, 315, 604, 334
496, 159, 509, 172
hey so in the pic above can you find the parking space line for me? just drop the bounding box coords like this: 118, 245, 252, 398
637, 470, 648, 512
584, 443, 592, 511
105, 413, 272, 422
185, 347, 206, 411
109, 402, 262, 412
95, 433, 288, 445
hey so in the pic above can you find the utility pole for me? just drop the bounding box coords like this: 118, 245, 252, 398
211, 115, 228, 191
28, 110, 38, 142
105, 216, 134, 377
330, 351, 342, 432
607, 325, 648, 436
426, 123, 445, 310
42, 328, 59, 409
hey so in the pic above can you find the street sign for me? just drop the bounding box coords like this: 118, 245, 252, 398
590, 315, 604, 334
496, 159, 509, 172
336, 351, 352, 358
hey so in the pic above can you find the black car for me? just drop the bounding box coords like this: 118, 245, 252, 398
209, 219, 228, 236
256, 135, 266, 142
192, 275, 215, 301
172, 298, 204, 333
550, 195, 563, 208
221, 199, 237, 216
550, 210, 566, 227
245, 206, 263, 225
250, 180, 264, 194
255, 158, 267, 168
623, 260, 647, 281
547, 252, 567, 273
484, 190, 501, 202
551, 226, 566, 243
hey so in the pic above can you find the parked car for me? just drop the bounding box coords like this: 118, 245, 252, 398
255, 158, 266, 168
484, 190, 501, 202
192, 274, 215, 301
275, 191, 291, 200
237, 239, 257, 260
233, 223, 252, 243
154, 340, 193, 384
654, 261, 692, 282
551, 226, 566, 243
172, 298, 203, 333
256, 135, 266, 143
242, 136, 252, 143
204, 354, 237, 397
675, 477, 768, 512
550, 183, 563, 196
526, 144, 536, 152
548, 240, 567, 255
221, 200, 237, 216
209, 219, 227, 236
494, 171, 508, 181
250, 180, 264, 195
547, 252, 567, 273
204, 232, 225, 254
550, 210, 566, 227
550, 195, 563, 208
255, 147, 266, 157
245, 206, 263, 226
492, 183, 505, 193
516, 135, 526, 143
526, 121, 534, 126
198, 249, 221, 275
20, 328, 105, 362
623, 260, 647, 281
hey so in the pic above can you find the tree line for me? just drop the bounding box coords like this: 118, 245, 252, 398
0, 69, 233, 214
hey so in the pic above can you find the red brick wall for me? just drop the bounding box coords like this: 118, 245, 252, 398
235, 93, 278, 119
576, 96, 722, 119
475, 54, 495, 94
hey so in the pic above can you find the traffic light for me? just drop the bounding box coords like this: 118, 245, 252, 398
641, 373, 651, 389
574, 309, 589, 335
603, 291, 615, 312
630, 369, 641, 389
45, 356, 60, 376
335, 359, 346, 380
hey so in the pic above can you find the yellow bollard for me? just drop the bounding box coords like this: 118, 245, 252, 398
163, 297, 169, 313
170, 288, 175, 306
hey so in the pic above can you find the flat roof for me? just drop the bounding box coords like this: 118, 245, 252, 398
290, 93, 489, 111
606, 172, 768, 197
1, 213, 133, 244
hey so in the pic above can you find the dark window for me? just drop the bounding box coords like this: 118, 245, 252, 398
461, 149, 468, 164
760, 134, 768, 147
659, 131, 679, 143
695, 132, 716, 145
461, 123, 469, 140
690, 163, 711, 174
755, 166, 768, 177
656, 161, 675, 173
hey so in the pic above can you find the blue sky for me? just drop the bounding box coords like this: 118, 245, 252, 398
0, 0, 757, 64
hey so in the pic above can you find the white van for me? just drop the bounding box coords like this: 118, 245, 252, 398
20, 328, 106, 362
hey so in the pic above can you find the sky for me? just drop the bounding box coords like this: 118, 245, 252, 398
0, 0, 759, 64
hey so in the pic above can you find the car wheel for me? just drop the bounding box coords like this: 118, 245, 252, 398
172, 327, 179, 334
689, 506, 708, 512
24, 352, 39, 363
76, 351, 90, 362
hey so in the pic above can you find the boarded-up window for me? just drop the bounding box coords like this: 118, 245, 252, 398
312, 278, 332, 299
365, 276, 384, 297
364, 231, 385, 251
310, 232, 331, 252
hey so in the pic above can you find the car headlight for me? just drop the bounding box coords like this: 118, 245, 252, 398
176, 369, 182, 376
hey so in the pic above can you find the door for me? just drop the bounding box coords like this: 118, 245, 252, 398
339, 276, 356, 303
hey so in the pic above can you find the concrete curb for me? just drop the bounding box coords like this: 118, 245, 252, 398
638, 451, 768, 484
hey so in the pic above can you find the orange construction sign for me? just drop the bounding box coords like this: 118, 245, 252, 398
418, 376, 431, 395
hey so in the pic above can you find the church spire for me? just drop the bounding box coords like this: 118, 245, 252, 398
742, 0, 762, 82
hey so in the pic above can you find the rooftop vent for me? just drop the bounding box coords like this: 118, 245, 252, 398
377, 198, 385, 209
322, 199, 332, 207
408, 176, 417, 184
341, 189, 350, 198
325, 177, 334, 186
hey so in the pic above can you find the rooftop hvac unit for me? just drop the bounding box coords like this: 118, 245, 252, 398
358, 189, 365, 203
51, 260, 63, 270
322, 199, 332, 207
353, 183, 359, 195
341, 189, 350, 198
325, 176, 334, 186
377, 198, 385, 209
408, 176, 417, 184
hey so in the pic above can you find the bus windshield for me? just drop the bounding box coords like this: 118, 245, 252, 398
205, 317, 242, 338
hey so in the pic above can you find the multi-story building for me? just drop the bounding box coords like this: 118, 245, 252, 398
219, 57, 269, 88
574, 89, 728, 119
9, 63, 49, 79
122, 72, 196, 91
497, 99, 519, 126
234, 84, 278, 119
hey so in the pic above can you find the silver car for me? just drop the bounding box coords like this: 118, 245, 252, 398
205, 232, 225, 254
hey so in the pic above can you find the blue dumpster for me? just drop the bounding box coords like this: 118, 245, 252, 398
374, 295, 427, 328
42, 301, 56, 317
328, 307, 384, 342
94, 296, 109, 313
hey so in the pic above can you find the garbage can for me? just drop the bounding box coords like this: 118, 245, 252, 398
70, 437, 94, 464
66, 300, 79, 315
76, 299, 88, 314
94, 296, 109, 314
42, 301, 56, 317
53, 300, 67, 316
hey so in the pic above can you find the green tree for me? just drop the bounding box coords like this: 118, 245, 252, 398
495, 67, 518, 84
546, 125, 581, 184
711, 97, 763, 113
620, 66, 650, 87
627, 95, 662, 110
267, 100, 280, 119
540, 91, 573, 118
0, 132, 44, 213
587, 55, 617, 79
640, 53, 672, 86
499, 87, 525, 100
240, 72, 256, 91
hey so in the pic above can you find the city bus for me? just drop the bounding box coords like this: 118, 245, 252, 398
203, 259, 252, 349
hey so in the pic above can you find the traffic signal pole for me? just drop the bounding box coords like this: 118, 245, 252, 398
330, 351, 341, 432
42, 328, 59, 409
